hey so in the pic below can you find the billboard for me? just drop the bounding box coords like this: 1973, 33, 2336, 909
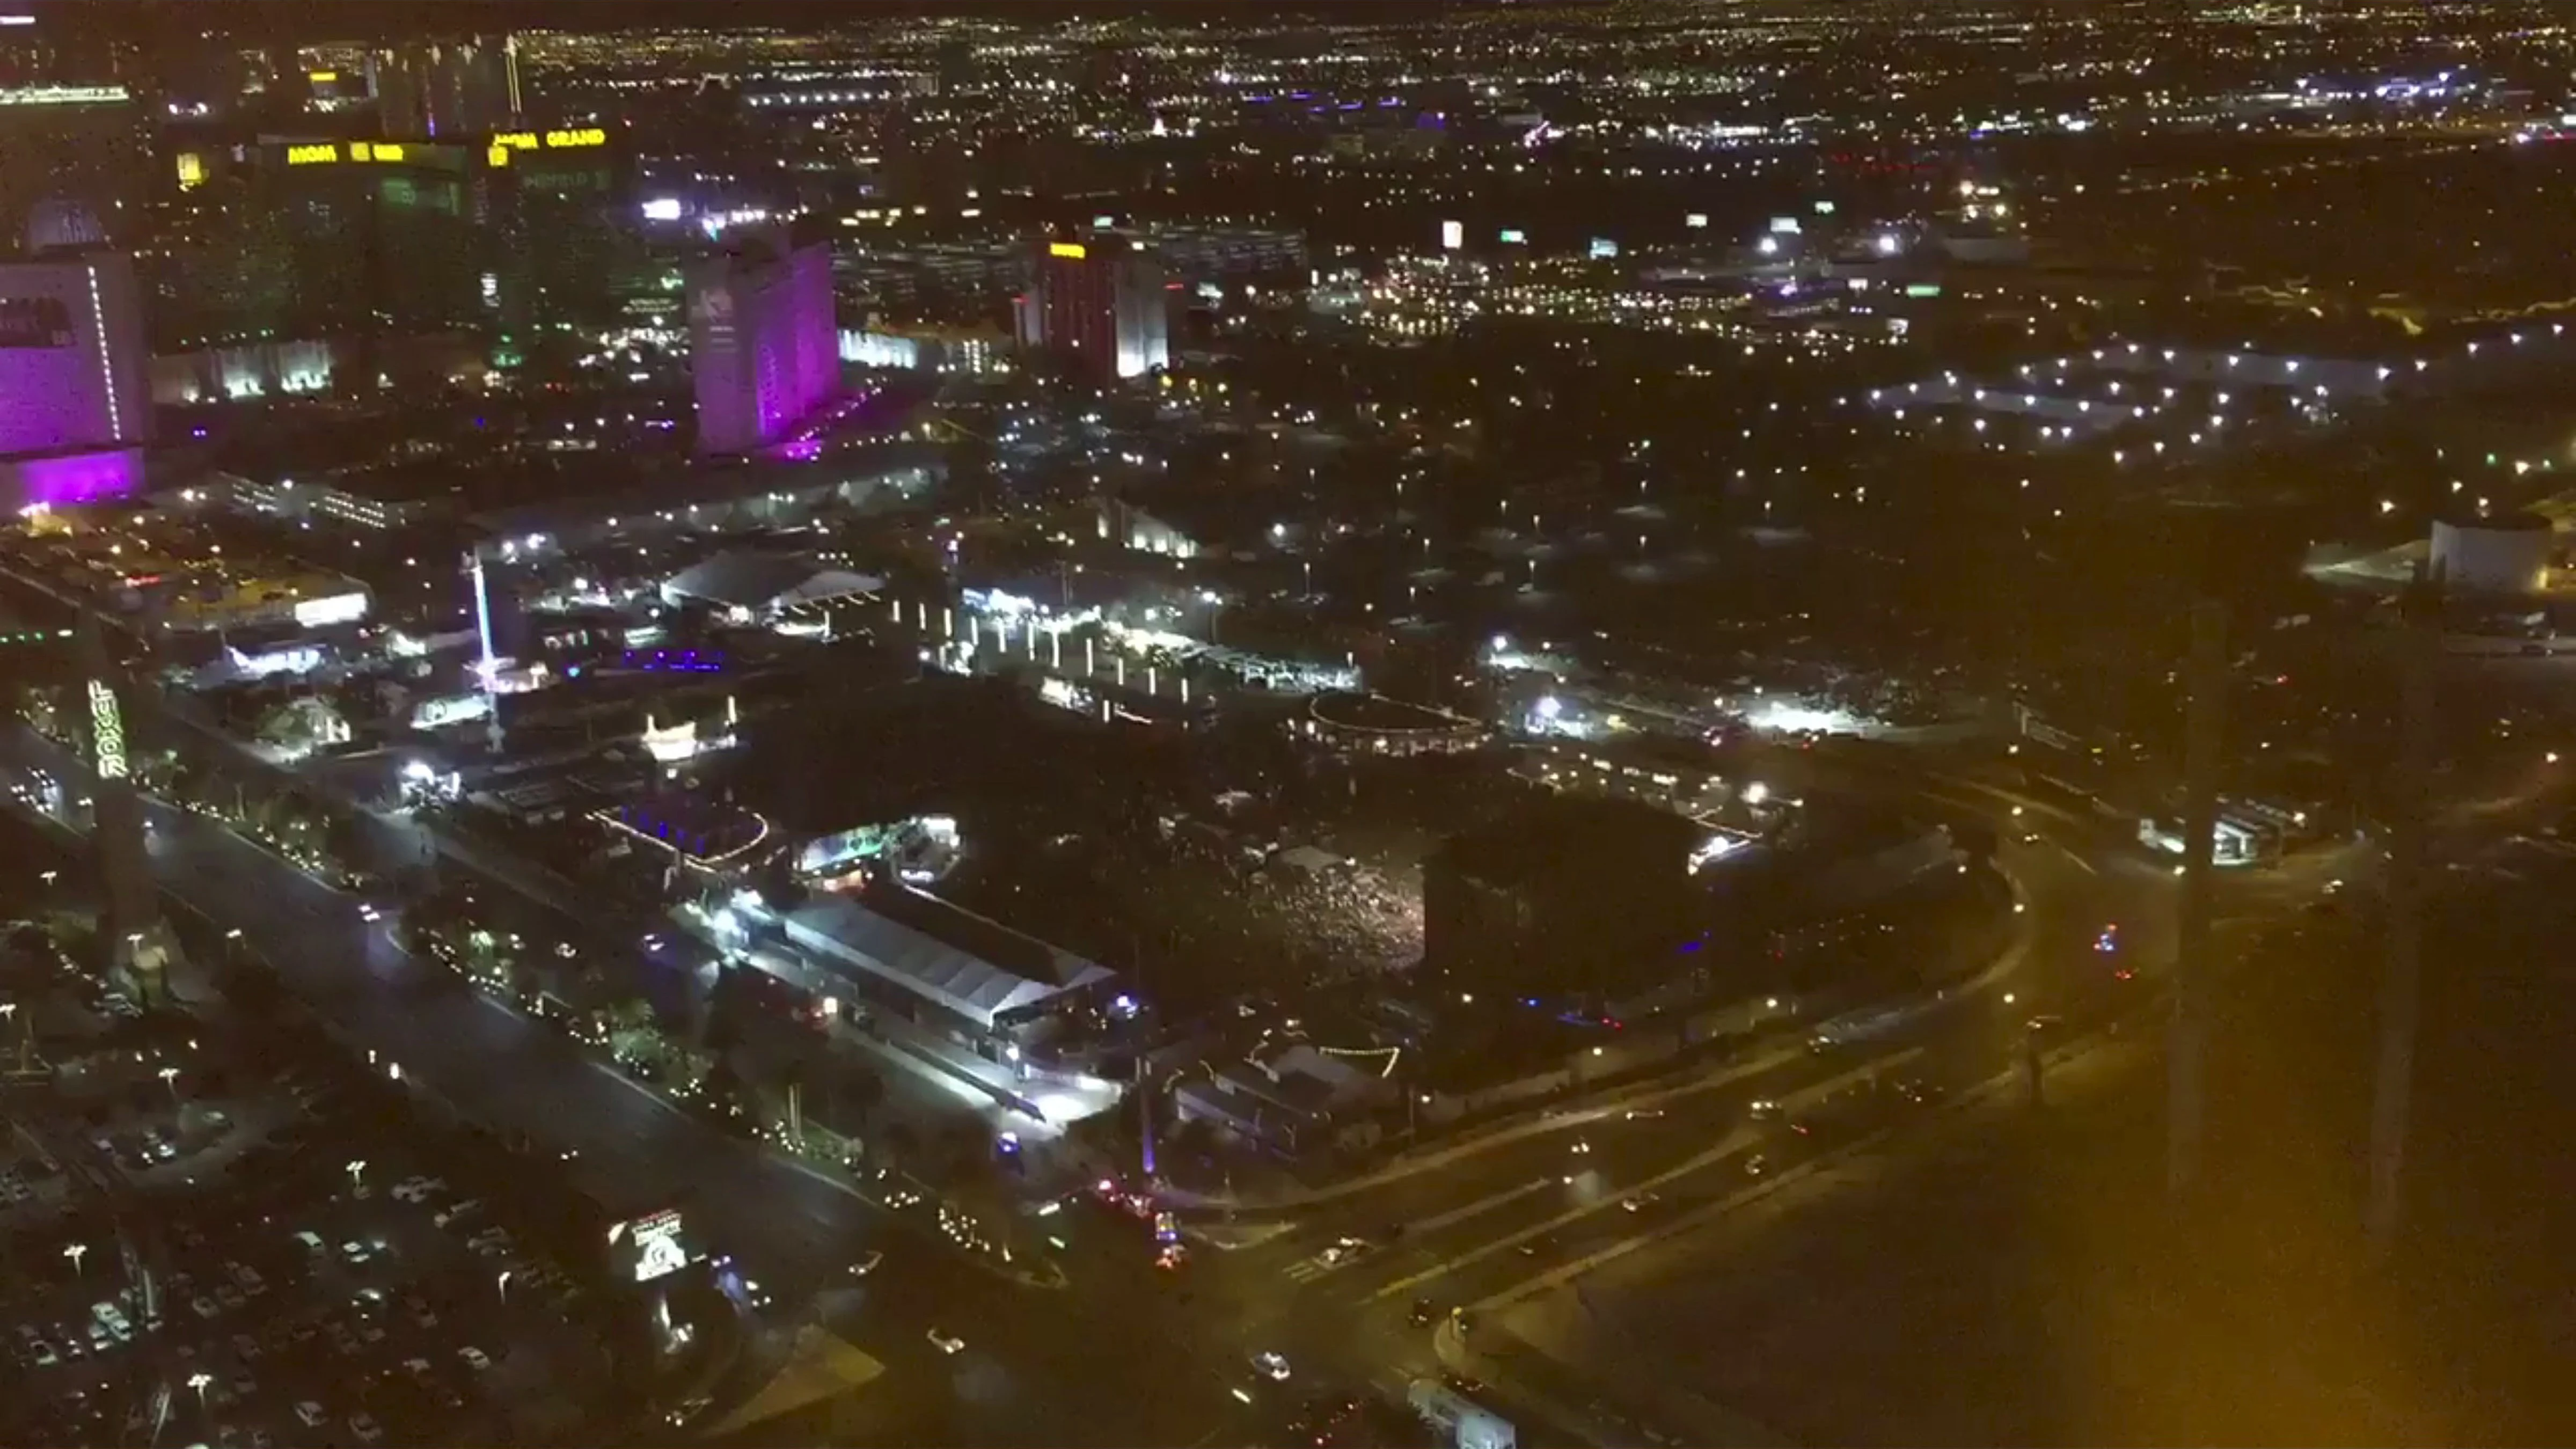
0, 297, 70, 348
1767, 215, 1802, 235
1497, 228, 1526, 245
606, 1208, 689, 1284
1440, 219, 1464, 251
1587, 237, 1619, 260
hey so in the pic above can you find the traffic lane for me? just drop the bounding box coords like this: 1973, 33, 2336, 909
1241, 1105, 1805, 1308
822, 1247, 1247, 1448
1300, 1026, 2076, 1321
1315, 1137, 1777, 1322
1275, 1058, 1825, 1246
1262, 1012, 2056, 1309
1036, 1217, 1360, 1423
1388, 1104, 1941, 1323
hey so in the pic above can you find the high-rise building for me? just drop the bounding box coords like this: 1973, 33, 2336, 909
485, 142, 640, 354
686, 223, 839, 457
0, 79, 144, 251
0, 242, 149, 506
1015, 233, 1168, 381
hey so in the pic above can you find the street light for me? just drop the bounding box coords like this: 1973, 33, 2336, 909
187, 1370, 213, 1405
497, 1270, 512, 1302
38, 869, 56, 890
345, 1159, 367, 1192
158, 1064, 181, 1105
63, 1242, 87, 1276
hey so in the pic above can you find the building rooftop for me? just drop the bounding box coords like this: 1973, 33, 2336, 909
662, 549, 883, 612
784, 889, 1116, 1031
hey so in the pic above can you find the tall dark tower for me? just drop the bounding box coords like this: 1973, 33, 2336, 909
2169, 598, 2226, 1196
2367, 573, 2435, 1254
73, 615, 170, 1003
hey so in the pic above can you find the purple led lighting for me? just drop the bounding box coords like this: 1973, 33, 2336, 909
14, 449, 139, 508
622, 648, 726, 674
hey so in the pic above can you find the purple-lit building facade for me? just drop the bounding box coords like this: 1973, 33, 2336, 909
686, 226, 840, 458
0, 248, 148, 509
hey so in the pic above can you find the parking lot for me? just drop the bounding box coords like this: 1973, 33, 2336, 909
1, 920, 620, 1448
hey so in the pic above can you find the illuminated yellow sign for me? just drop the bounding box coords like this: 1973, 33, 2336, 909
494, 128, 603, 151
308, 70, 338, 83
487, 144, 511, 167
287, 143, 339, 165
348, 141, 371, 160
1049, 242, 1088, 260
175, 152, 204, 189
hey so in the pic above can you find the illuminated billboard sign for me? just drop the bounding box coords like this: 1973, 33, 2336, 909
1049, 241, 1088, 260
1685, 212, 1709, 229
175, 152, 206, 189
87, 679, 125, 780
1497, 229, 1526, 245
1768, 215, 1802, 235
1440, 219, 1463, 251
286, 142, 339, 165
1588, 237, 1619, 260
606, 1208, 688, 1283
292, 591, 370, 629
492, 127, 606, 152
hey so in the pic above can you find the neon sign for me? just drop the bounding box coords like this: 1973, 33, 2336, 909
492, 131, 539, 150
486, 144, 511, 167
543, 127, 605, 149
287, 143, 339, 165
1049, 242, 1088, 260
86, 679, 125, 779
